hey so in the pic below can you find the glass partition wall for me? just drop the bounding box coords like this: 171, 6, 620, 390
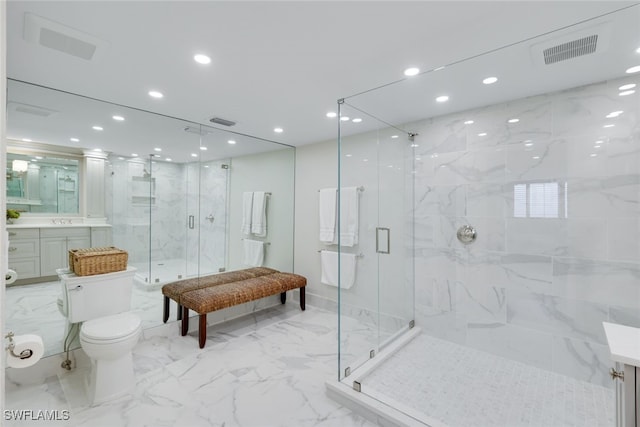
337, 5, 640, 426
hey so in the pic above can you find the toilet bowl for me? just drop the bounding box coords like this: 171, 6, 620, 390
79, 312, 142, 405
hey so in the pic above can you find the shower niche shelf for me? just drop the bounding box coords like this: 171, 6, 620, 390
129, 176, 156, 206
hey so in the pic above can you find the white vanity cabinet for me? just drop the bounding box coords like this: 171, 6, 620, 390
7, 228, 41, 280
40, 228, 91, 276
91, 226, 113, 247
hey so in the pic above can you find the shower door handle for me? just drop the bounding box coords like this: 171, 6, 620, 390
376, 227, 390, 254
188, 215, 195, 229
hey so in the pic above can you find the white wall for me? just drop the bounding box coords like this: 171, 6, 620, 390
1, 0, 7, 411
228, 148, 295, 272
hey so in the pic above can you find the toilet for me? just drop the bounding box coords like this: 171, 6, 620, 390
58, 266, 141, 404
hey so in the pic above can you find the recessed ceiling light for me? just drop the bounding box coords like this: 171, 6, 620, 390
326, 112, 337, 118
603, 124, 615, 128
626, 65, 640, 74
191, 153, 198, 157
148, 90, 164, 99
590, 153, 598, 157
436, 95, 449, 103
92, 126, 103, 131
636, 47, 640, 53
70, 138, 80, 142
194, 54, 211, 65
131, 153, 138, 157
524, 142, 534, 147
112, 115, 125, 121
228, 140, 236, 145
404, 67, 420, 77
619, 90, 636, 96
274, 127, 284, 133
363, 159, 369, 162
594, 145, 601, 148
508, 118, 520, 123
483, 77, 498, 85
391, 135, 399, 139
154, 147, 162, 152
410, 144, 419, 148
21, 138, 32, 142
478, 132, 487, 136
352, 118, 362, 123
619, 84, 636, 90
606, 111, 624, 118
345, 154, 352, 157
464, 120, 474, 125
166, 158, 172, 162
200, 146, 208, 151
532, 156, 540, 160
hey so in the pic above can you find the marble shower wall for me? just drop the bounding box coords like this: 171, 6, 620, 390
412, 75, 640, 388
107, 157, 228, 271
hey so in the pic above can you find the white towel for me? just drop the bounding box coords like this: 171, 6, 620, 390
243, 239, 264, 267
251, 191, 267, 237
241, 192, 253, 235
319, 188, 337, 243
334, 186, 359, 247
320, 251, 356, 289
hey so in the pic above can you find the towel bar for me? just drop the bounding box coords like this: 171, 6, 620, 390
317, 250, 363, 257
317, 186, 364, 192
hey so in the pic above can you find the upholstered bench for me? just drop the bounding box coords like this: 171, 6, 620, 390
161, 267, 279, 323
179, 272, 307, 348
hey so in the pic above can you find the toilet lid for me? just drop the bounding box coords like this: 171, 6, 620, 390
81, 312, 141, 341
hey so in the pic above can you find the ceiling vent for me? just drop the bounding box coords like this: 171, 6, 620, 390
23, 13, 107, 60
8, 102, 58, 118
543, 35, 598, 65
209, 117, 236, 127
530, 22, 611, 67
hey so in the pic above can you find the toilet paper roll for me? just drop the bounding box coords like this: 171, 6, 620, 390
5, 269, 18, 285
6, 334, 44, 368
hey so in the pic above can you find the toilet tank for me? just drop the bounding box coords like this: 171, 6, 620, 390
59, 267, 137, 323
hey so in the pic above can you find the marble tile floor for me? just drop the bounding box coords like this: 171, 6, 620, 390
5, 304, 378, 427
361, 333, 615, 427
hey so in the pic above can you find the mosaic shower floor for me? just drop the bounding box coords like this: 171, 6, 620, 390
362, 333, 615, 427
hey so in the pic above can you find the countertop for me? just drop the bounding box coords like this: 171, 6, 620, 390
7, 223, 112, 229
603, 322, 640, 367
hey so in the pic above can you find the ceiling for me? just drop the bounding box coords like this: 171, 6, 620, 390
6, 1, 640, 158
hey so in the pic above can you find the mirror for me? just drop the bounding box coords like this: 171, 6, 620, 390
6, 152, 80, 214
5, 79, 295, 358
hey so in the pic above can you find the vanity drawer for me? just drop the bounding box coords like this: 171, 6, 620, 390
7, 239, 40, 258
8, 257, 41, 280
7, 228, 39, 240
40, 227, 90, 238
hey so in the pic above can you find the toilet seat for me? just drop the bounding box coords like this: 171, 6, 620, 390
80, 312, 141, 343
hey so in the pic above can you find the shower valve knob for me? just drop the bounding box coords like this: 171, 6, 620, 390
456, 225, 477, 244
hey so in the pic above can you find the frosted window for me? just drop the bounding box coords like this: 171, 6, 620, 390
513, 182, 564, 218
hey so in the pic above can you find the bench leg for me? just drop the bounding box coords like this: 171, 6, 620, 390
163, 296, 169, 323
300, 287, 306, 311
199, 314, 207, 349
177, 304, 183, 321
181, 307, 189, 336
280, 292, 286, 304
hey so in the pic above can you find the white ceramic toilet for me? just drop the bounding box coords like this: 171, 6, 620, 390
58, 266, 141, 404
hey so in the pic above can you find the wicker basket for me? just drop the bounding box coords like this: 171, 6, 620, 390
68, 247, 128, 276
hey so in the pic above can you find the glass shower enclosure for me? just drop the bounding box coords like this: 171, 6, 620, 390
336, 5, 640, 426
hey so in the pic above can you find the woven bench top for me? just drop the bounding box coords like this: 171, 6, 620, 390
162, 267, 279, 301
180, 272, 306, 314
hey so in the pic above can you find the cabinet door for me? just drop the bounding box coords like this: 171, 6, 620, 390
91, 228, 113, 247
67, 236, 91, 252
40, 238, 68, 276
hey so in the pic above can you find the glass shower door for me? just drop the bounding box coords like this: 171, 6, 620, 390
338, 102, 415, 380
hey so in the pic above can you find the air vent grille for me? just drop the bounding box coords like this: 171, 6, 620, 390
209, 117, 236, 127
543, 35, 598, 65
9, 102, 58, 117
